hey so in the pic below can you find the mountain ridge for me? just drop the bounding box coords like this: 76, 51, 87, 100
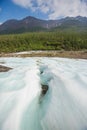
0, 16, 87, 34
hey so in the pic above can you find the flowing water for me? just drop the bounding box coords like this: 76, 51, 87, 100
0, 57, 87, 130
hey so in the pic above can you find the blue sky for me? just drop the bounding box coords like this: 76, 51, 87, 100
0, 0, 87, 24
0, 0, 48, 24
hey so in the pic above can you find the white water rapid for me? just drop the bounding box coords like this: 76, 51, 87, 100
0, 57, 87, 130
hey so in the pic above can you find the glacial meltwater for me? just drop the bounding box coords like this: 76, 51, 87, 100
0, 57, 87, 130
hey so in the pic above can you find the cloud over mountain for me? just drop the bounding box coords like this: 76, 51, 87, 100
12, 0, 87, 19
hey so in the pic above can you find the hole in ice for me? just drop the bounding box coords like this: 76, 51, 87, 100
39, 83, 49, 104
41, 84, 49, 96
40, 70, 43, 74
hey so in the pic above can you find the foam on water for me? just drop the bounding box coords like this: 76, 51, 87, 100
0, 57, 87, 130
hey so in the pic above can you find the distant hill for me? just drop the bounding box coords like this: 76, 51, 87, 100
0, 16, 87, 34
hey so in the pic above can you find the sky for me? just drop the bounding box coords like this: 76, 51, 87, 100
0, 0, 87, 24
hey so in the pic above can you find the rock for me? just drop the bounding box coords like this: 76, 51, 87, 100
41, 84, 48, 95
0, 65, 12, 72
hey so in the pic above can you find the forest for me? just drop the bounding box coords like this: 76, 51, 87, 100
0, 31, 87, 53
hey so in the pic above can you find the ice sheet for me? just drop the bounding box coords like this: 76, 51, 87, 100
0, 57, 87, 130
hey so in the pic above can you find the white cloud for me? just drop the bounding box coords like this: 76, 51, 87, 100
12, 0, 32, 8
12, 0, 87, 19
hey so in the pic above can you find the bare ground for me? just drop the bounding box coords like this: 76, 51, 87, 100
0, 51, 87, 59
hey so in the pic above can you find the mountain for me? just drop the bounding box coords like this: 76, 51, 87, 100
0, 16, 87, 34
